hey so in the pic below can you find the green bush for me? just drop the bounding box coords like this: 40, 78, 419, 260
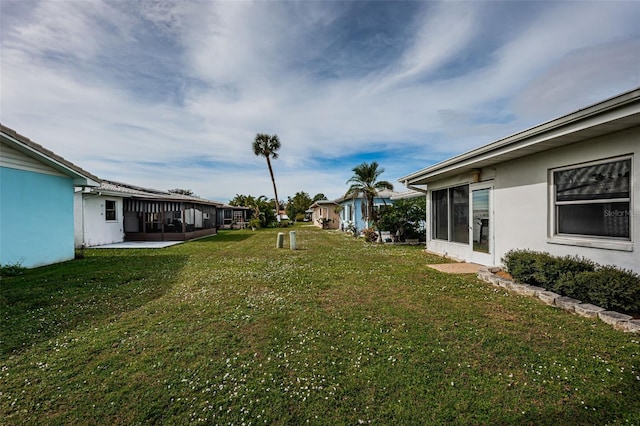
502, 250, 541, 286
0, 261, 27, 277
536, 255, 596, 292
560, 267, 640, 314
554, 272, 588, 302
503, 249, 640, 314
502, 250, 595, 290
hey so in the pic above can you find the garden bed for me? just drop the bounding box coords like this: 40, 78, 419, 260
478, 267, 640, 333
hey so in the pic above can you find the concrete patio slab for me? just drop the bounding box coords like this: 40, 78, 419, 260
92, 241, 183, 249
427, 263, 482, 274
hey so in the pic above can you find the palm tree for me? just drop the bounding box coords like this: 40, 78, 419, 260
345, 161, 394, 229
252, 133, 281, 221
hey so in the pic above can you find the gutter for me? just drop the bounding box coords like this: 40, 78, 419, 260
403, 181, 428, 194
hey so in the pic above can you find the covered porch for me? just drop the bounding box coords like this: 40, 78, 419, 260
123, 199, 219, 241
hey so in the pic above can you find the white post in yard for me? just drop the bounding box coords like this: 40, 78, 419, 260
276, 232, 284, 248
289, 231, 297, 250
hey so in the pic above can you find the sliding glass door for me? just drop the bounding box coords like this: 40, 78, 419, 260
470, 184, 493, 265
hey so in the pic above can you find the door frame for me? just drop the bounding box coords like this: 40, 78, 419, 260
469, 182, 495, 265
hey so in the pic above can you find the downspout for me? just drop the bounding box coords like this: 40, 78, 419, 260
403, 180, 428, 194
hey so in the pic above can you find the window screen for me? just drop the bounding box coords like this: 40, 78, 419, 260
554, 158, 630, 239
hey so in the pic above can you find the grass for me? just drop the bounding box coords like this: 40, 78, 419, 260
1, 225, 639, 425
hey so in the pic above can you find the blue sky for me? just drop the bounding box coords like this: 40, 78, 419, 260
2, 1, 639, 203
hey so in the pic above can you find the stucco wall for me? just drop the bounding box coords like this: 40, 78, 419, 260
312, 205, 340, 229
492, 126, 639, 272
74, 193, 125, 247
338, 196, 393, 231
1, 167, 75, 268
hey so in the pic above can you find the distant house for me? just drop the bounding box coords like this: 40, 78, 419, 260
309, 200, 341, 229
1, 124, 99, 267
217, 204, 252, 229
335, 189, 396, 232
75, 179, 223, 246
400, 87, 640, 274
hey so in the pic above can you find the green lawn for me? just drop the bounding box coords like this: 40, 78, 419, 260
1, 226, 639, 425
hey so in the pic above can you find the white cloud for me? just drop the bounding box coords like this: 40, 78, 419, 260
2, 0, 639, 202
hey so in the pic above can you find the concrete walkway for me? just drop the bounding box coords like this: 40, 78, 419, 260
427, 262, 482, 274
92, 241, 183, 249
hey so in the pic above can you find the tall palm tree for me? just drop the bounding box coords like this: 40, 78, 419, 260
252, 133, 282, 221
345, 161, 394, 228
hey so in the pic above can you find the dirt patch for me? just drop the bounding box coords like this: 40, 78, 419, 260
495, 270, 513, 280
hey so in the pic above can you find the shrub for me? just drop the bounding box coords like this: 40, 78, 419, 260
504, 249, 640, 314
573, 266, 640, 313
0, 261, 26, 277
502, 250, 541, 285
536, 254, 596, 292
502, 250, 595, 291
346, 223, 358, 237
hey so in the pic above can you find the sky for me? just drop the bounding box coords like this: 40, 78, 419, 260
1, 1, 639, 203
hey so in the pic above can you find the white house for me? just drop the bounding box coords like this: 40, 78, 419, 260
400, 87, 640, 274
75, 179, 222, 247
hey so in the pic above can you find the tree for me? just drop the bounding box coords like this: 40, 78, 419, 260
287, 191, 313, 222
312, 193, 327, 202
252, 133, 282, 221
378, 198, 426, 241
229, 194, 276, 228
168, 188, 195, 196
345, 161, 394, 229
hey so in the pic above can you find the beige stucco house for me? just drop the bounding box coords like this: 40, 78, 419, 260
309, 200, 341, 229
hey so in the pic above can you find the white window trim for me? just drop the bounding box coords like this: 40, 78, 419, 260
548, 155, 633, 251
105, 199, 117, 222
431, 184, 470, 244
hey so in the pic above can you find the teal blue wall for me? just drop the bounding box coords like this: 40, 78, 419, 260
0, 167, 75, 268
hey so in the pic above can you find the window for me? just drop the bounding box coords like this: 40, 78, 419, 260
553, 157, 631, 239
105, 200, 116, 221
432, 185, 469, 243
433, 189, 448, 240
223, 209, 233, 225
450, 186, 469, 243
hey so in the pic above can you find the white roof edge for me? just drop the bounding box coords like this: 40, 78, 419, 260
1, 125, 100, 186
399, 87, 640, 184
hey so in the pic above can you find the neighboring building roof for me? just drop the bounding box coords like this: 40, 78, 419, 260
220, 204, 252, 210
1, 123, 100, 186
88, 179, 223, 206
400, 86, 640, 186
335, 189, 397, 203
390, 189, 425, 200
309, 199, 339, 209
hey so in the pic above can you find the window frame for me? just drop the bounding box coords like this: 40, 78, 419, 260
105, 199, 117, 222
431, 184, 469, 244
548, 155, 633, 251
